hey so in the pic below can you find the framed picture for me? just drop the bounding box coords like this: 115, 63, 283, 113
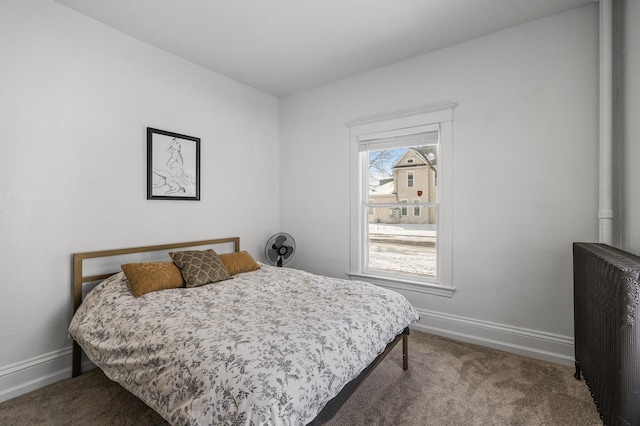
147, 127, 200, 200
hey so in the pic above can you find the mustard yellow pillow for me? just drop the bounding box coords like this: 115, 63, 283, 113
121, 262, 185, 297
218, 250, 261, 276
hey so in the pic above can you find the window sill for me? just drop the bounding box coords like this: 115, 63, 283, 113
348, 273, 456, 298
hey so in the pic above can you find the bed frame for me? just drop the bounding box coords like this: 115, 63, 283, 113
72, 237, 240, 377
70, 236, 410, 424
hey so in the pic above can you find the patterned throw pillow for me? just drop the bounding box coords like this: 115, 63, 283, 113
121, 262, 185, 297
169, 249, 229, 288
218, 250, 261, 276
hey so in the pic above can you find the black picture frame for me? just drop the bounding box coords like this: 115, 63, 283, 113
147, 127, 200, 201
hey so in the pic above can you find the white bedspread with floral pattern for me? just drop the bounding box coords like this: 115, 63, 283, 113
69, 264, 419, 426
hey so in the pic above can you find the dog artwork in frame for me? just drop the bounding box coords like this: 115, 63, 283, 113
147, 127, 200, 201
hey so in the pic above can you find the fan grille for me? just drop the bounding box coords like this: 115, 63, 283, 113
265, 233, 296, 266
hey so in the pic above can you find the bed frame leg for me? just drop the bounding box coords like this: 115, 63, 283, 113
402, 334, 408, 370
72, 341, 81, 378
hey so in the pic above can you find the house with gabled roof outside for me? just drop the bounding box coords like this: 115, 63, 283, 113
368, 146, 437, 225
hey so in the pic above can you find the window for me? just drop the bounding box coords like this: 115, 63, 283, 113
413, 198, 421, 216
348, 103, 454, 297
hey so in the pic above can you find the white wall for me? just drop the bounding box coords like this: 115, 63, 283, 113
621, 0, 640, 255
280, 5, 599, 359
0, 0, 279, 379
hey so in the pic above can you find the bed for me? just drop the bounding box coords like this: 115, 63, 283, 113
68, 237, 419, 425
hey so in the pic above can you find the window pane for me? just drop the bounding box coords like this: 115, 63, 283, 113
400, 199, 408, 216
367, 207, 437, 278
367, 146, 437, 199
366, 144, 438, 280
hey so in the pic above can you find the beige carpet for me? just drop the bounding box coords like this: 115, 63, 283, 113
0, 331, 602, 425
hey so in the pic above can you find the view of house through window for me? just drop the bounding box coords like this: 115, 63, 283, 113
350, 104, 453, 293
365, 142, 438, 279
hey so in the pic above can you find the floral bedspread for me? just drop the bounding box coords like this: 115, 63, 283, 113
68, 264, 419, 426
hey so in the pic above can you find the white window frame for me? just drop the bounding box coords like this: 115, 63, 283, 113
347, 103, 455, 297
407, 171, 414, 188
413, 198, 421, 216
400, 199, 408, 216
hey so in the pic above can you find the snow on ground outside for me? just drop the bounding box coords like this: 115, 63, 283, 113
368, 223, 436, 277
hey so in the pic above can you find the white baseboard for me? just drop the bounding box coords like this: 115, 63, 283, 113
0, 347, 72, 403
412, 308, 575, 366
0, 347, 95, 403
0, 312, 575, 403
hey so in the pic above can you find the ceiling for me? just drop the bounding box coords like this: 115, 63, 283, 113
54, 0, 593, 97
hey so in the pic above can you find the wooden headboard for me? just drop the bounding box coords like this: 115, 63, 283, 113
71, 237, 240, 377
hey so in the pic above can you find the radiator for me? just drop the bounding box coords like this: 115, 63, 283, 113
573, 243, 640, 426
